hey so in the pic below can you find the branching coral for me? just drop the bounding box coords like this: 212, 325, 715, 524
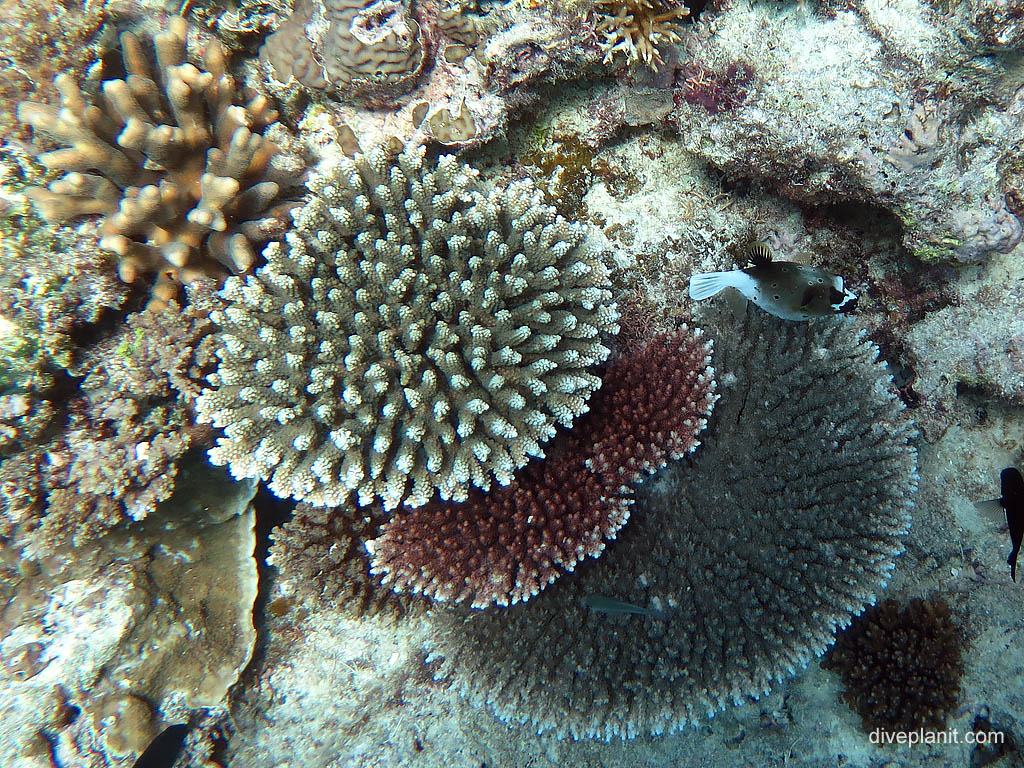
822, 598, 964, 733
426, 308, 917, 739
268, 503, 422, 617
0, 285, 219, 546
17, 17, 302, 308
196, 141, 619, 511
596, 0, 689, 70
366, 327, 716, 607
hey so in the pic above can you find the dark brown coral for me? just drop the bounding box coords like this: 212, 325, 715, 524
365, 327, 717, 607
822, 598, 965, 734
268, 503, 422, 617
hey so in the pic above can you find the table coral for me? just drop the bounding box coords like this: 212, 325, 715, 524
17, 17, 302, 308
426, 307, 917, 739
366, 327, 717, 607
197, 140, 619, 511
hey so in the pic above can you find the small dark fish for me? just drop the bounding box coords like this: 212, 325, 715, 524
975, 467, 1024, 581
132, 724, 189, 768
581, 595, 672, 620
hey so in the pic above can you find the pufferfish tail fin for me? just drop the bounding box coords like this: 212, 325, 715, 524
688, 271, 741, 301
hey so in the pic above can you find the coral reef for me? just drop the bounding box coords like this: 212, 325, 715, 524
426, 308, 917, 739
901, 260, 1024, 441
822, 598, 965, 734
252, 0, 605, 151
0, 467, 257, 765
0, 286, 219, 548
0, 145, 127, 458
366, 327, 717, 607
671, 3, 1024, 264
595, 0, 689, 69
260, 0, 425, 102
197, 141, 619, 510
17, 17, 302, 308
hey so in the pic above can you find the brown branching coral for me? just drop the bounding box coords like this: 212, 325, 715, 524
822, 598, 965, 734
596, 0, 689, 70
0, 285, 220, 547
366, 327, 717, 607
17, 17, 302, 309
268, 503, 423, 617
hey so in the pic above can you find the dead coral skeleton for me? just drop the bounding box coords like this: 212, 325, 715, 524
17, 17, 302, 308
595, 0, 689, 70
885, 100, 948, 172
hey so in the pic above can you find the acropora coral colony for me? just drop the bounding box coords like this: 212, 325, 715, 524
4, 1, 956, 757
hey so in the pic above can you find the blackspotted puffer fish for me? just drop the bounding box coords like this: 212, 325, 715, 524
688, 244, 858, 321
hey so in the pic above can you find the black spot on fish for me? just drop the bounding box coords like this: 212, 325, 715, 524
773, 294, 781, 300
132, 724, 189, 768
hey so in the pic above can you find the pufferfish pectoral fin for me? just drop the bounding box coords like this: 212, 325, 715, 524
724, 287, 749, 319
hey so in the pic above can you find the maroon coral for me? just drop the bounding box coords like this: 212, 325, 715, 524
675, 62, 754, 115
365, 327, 718, 608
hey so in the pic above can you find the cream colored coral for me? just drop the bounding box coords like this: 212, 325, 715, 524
197, 141, 619, 510
18, 18, 300, 308
596, 0, 688, 69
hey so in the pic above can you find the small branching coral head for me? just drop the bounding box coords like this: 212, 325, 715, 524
17, 17, 302, 309
196, 141, 619, 511
596, 0, 689, 70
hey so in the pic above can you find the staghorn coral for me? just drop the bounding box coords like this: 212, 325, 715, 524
17, 17, 302, 308
596, 0, 689, 70
366, 327, 717, 607
196, 141, 619, 511
260, 0, 425, 102
822, 598, 965, 734
426, 307, 917, 739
